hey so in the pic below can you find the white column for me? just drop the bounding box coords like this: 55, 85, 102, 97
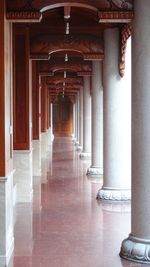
87, 61, 103, 176
97, 28, 131, 200
75, 92, 79, 146
71, 102, 76, 140
13, 151, 33, 203
80, 76, 91, 159
77, 87, 83, 151
73, 96, 77, 143
120, 1, 150, 263
51, 103, 54, 142
0, 172, 14, 266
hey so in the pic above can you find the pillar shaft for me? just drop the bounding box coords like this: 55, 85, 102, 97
77, 88, 83, 150
120, 1, 150, 263
0, 2, 14, 265
32, 61, 40, 140
87, 61, 103, 175
41, 76, 48, 133
13, 25, 32, 150
74, 93, 79, 146
97, 28, 131, 200
80, 76, 91, 158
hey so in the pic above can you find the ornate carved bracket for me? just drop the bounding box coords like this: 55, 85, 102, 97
6, 0, 42, 22
98, 11, 133, 23
119, 23, 132, 77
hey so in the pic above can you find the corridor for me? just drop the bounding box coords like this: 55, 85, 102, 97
10, 137, 135, 267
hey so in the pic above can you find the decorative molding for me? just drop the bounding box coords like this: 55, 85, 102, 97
87, 166, 103, 176
119, 23, 132, 77
120, 234, 150, 264
76, 145, 82, 151
97, 187, 131, 200
39, 72, 54, 77
77, 71, 92, 76
80, 152, 91, 159
31, 34, 103, 55
107, 0, 133, 10
84, 53, 104, 61
30, 54, 50, 60
98, 11, 133, 23
6, 11, 42, 22
75, 141, 79, 146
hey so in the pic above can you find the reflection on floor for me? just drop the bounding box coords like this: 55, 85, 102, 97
10, 137, 147, 267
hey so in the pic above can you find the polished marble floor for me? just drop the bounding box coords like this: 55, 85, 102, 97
10, 138, 148, 267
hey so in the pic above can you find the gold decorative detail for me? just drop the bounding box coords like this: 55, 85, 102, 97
98, 11, 133, 23
6, 11, 42, 22
83, 53, 104, 61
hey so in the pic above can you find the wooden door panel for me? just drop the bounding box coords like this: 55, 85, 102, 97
53, 96, 72, 137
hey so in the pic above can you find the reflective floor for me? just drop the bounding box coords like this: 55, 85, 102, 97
10, 138, 147, 267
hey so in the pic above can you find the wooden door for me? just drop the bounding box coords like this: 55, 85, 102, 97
53, 96, 73, 137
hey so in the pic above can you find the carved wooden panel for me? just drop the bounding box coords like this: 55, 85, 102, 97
119, 23, 132, 77
6, 0, 133, 13
53, 96, 73, 137
39, 60, 92, 73
30, 34, 104, 56
0, 7, 14, 176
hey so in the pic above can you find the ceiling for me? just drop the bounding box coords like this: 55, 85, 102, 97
6, 0, 133, 98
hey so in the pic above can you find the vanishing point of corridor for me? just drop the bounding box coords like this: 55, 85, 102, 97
10, 137, 141, 267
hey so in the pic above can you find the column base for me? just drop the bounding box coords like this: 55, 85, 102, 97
0, 171, 14, 266
13, 150, 33, 203
97, 187, 131, 200
80, 152, 91, 159
75, 141, 79, 146
76, 145, 82, 151
72, 137, 76, 143
87, 166, 103, 176
120, 234, 150, 264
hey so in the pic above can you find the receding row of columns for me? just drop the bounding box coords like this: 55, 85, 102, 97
73, 18, 150, 263
73, 28, 131, 200
1, 0, 150, 264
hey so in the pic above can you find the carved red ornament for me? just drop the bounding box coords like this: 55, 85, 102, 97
119, 23, 132, 77
98, 11, 133, 23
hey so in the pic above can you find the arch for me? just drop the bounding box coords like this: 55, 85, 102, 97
40, 2, 98, 13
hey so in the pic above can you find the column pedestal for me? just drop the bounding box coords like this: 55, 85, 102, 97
0, 171, 14, 266
97, 187, 131, 201
32, 140, 41, 176
41, 133, 48, 184
80, 152, 91, 159
13, 151, 33, 203
87, 166, 103, 176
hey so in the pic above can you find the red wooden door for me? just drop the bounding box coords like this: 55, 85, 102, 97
53, 96, 73, 137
